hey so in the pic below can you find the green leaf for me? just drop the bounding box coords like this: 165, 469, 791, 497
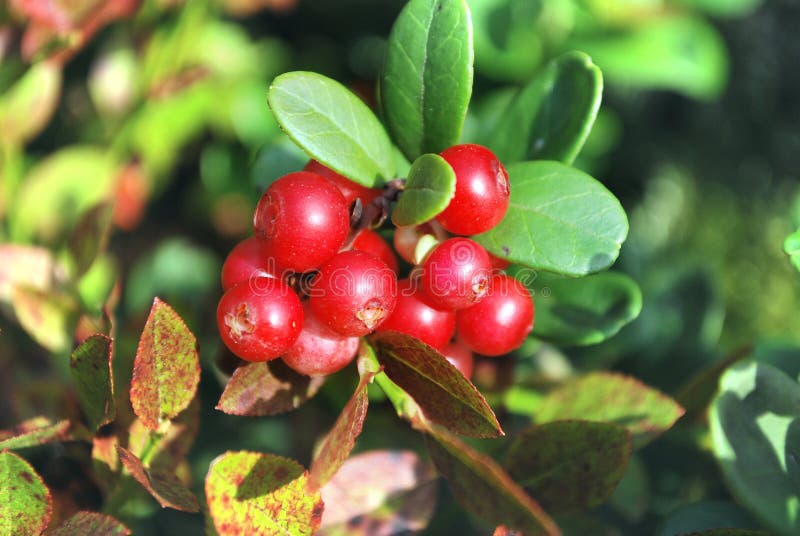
673, 0, 763, 18
371, 331, 503, 438
657, 500, 762, 536
0, 450, 53, 535
381, 0, 473, 160
67, 202, 113, 278
425, 427, 559, 535
216, 361, 325, 417
12, 286, 77, 353
128, 398, 200, 470
784, 227, 800, 272
0, 417, 71, 450
52, 511, 131, 536
514, 269, 642, 345
710, 361, 800, 535
391, 154, 456, 226
70, 334, 116, 432
0, 61, 62, 145
117, 446, 199, 512
485, 51, 602, 165
130, 298, 200, 430
675, 346, 753, 417
535, 372, 685, 449
475, 161, 628, 276
205, 451, 324, 536
506, 420, 631, 514
268, 71, 395, 188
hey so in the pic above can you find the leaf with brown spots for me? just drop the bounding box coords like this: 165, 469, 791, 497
70, 334, 116, 431
130, 298, 200, 429
506, 420, 631, 514
0, 449, 53, 535
425, 427, 560, 536
309, 372, 374, 490
216, 360, 325, 416
0, 416, 71, 450
535, 372, 685, 449
68, 202, 113, 277
116, 446, 199, 512
205, 451, 324, 535
52, 511, 131, 535
371, 331, 503, 438
128, 397, 200, 470
319, 450, 437, 535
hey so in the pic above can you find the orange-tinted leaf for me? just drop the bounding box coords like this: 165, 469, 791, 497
0, 449, 53, 535
52, 511, 131, 535
0, 245, 54, 303
117, 446, 199, 512
128, 397, 199, 470
0, 417, 71, 450
216, 360, 324, 416
130, 298, 200, 429
425, 427, 560, 536
11, 286, 76, 352
206, 451, 324, 535
371, 331, 502, 438
68, 202, 113, 277
70, 334, 115, 431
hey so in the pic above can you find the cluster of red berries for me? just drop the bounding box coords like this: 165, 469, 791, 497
216, 144, 534, 379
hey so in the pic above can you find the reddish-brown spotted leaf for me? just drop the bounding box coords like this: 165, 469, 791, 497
52, 511, 131, 535
0, 449, 53, 535
68, 202, 113, 276
535, 372, 685, 449
371, 331, 502, 438
117, 446, 199, 512
127, 397, 200, 470
205, 451, 324, 535
0, 416, 71, 450
425, 427, 560, 536
506, 420, 631, 514
216, 360, 325, 416
319, 450, 437, 535
130, 298, 200, 429
309, 372, 374, 490
70, 334, 116, 431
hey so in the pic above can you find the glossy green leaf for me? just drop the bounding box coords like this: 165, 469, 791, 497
425, 427, 559, 535
0, 61, 62, 145
485, 51, 602, 165
205, 451, 324, 536
0, 450, 52, 535
657, 500, 762, 536
0, 417, 71, 450
391, 154, 456, 226
130, 298, 201, 430
535, 372, 684, 448
506, 420, 631, 514
475, 161, 628, 276
68, 202, 113, 278
381, 0, 473, 160
268, 71, 395, 188
710, 361, 800, 534
52, 511, 131, 536
70, 334, 116, 432
371, 331, 503, 438
117, 446, 199, 512
783, 228, 800, 272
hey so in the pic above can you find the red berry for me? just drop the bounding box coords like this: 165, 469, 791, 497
441, 340, 474, 378
456, 274, 534, 356
217, 277, 303, 362
352, 229, 398, 273
419, 238, 492, 310
393, 224, 433, 265
253, 171, 350, 273
221, 236, 275, 291
304, 160, 381, 208
310, 250, 397, 337
437, 144, 510, 235
282, 303, 359, 376
375, 279, 455, 349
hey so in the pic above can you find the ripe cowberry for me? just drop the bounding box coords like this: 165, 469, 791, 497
437, 144, 510, 236
419, 237, 492, 310
304, 160, 381, 208
221, 236, 274, 291
352, 229, 399, 273
310, 250, 397, 337
441, 340, 474, 379
282, 304, 359, 377
253, 171, 350, 273
217, 277, 303, 362
456, 274, 533, 356
375, 278, 455, 349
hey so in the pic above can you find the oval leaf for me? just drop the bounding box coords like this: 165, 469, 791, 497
371, 331, 502, 438
0, 450, 53, 536
12, 286, 76, 353
0, 245, 54, 303
0, 61, 62, 145
205, 451, 324, 536
425, 427, 559, 535
484, 51, 602, 165
381, 0, 473, 160
268, 71, 395, 188
392, 153, 456, 226
70, 334, 116, 432
68, 202, 113, 277
710, 361, 800, 535
130, 298, 200, 430
506, 420, 631, 514
0, 417, 71, 450
52, 511, 131, 536
535, 372, 684, 449
117, 446, 199, 512
475, 161, 629, 276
